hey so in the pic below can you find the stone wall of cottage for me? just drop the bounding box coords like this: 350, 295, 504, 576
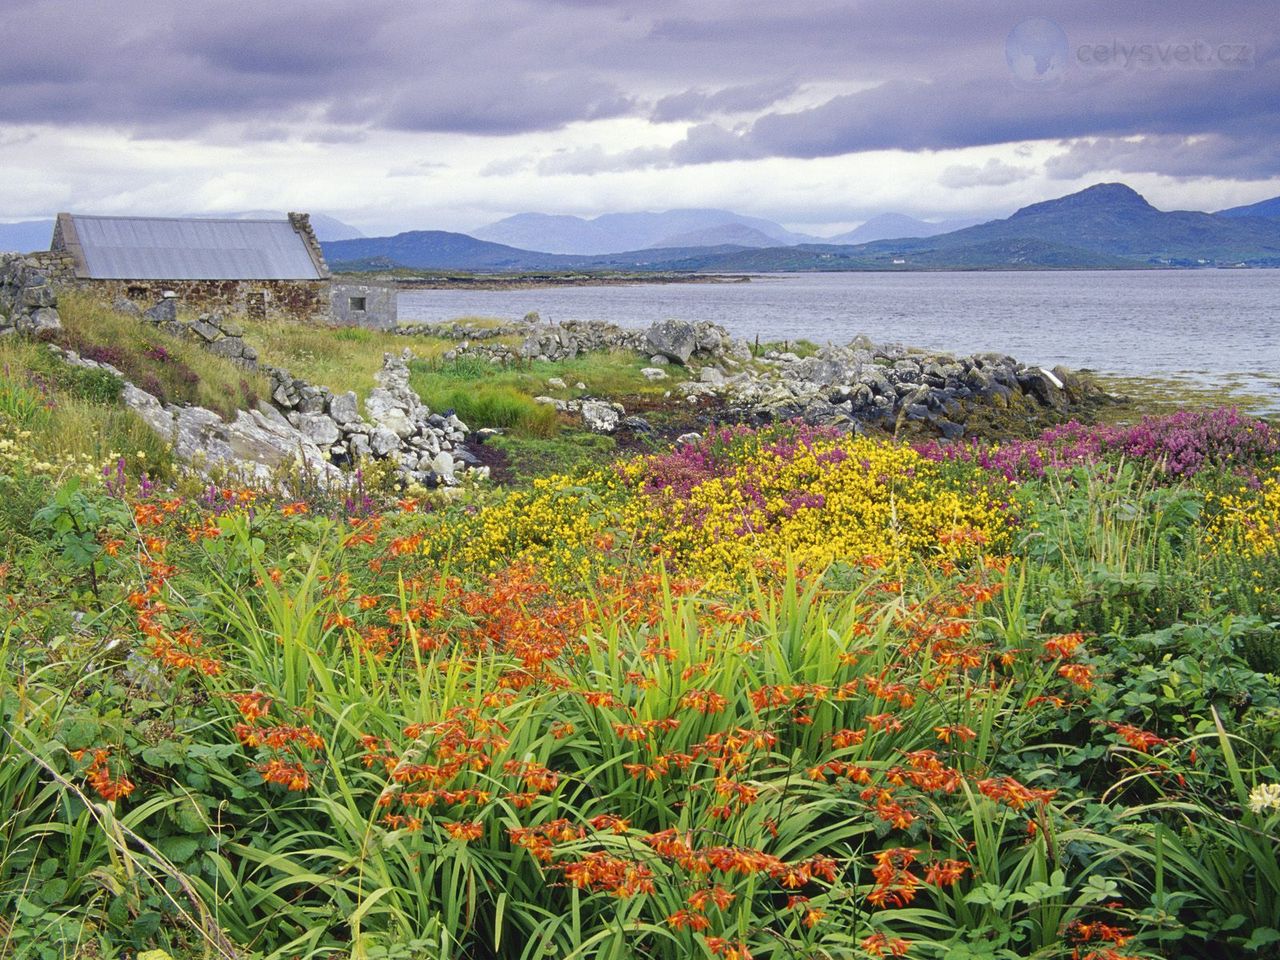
67, 278, 331, 322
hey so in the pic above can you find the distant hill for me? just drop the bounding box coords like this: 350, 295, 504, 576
323, 231, 580, 272
1217, 196, 1280, 219
623, 238, 1140, 273
472, 208, 817, 254
328, 183, 1280, 274
649, 222, 780, 249
323, 230, 754, 272
0, 220, 54, 253
187, 210, 365, 241
873, 183, 1280, 265
828, 213, 986, 244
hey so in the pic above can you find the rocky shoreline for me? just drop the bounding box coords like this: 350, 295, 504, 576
409, 315, 1108, 441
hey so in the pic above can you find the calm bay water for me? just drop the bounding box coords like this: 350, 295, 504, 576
399, 271, 1280, 409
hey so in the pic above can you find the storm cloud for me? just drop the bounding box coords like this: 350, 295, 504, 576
1, 0, 1278, 229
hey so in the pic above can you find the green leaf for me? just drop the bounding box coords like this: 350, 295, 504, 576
1245, 927, 1280, 952
173, 797, 207, 833
157, 836, 200, 863
133, 910, 162, 939
36, 878, 68, 905
140, 741, 186, 767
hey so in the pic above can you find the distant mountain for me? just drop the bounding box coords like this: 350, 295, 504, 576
1217, 196, 1280, 219
322, 229, 756, 272
323, 231, 579, 271
328, 183, 1280, 274
877, 183, 1280, 264
306, 214, 366, 242
0, 219, 54, 253
828, 213, 987, 244
619, 238, 1141, 273
649, 222, 780, 249
472, 208, 817, 254
188, 210, 365, 241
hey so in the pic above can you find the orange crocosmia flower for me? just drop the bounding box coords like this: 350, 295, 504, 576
680, 688, 729, 714
588, 814, 631, 834
934, 724, 977, 744
82, 749, 136, 802
831, 728, 867, 748
226, 691, 272, 723
1042, 632, 1088, 659
861, 933, 911, 957
443, 820, 484, 842
867, 713, 904, 734
1107, 722, 1167, 753
664, 909, 710, 931
976, 776, 1056, 810
924, 859, 970, 887
257, 759, 310, 791
280, 501, 309, 516
1057, 662, 1095, 690
705, 937, 753, 960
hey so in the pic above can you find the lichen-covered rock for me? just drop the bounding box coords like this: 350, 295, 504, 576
121, 383, 342, 485
645, 319, 697, 365
581, 399, 621, 434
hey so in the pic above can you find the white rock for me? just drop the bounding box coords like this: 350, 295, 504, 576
298, 413, 341, 447
581, 400, 620, 434
431, 450, 456, 483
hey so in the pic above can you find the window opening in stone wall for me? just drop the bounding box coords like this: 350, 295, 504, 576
126, 285, 149, 300
349, 296, 367, 312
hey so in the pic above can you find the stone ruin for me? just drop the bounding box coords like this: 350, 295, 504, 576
0, 253, 63, 336
12, 261, 483, 490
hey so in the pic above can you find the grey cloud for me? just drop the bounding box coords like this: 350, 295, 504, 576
652, 79, 800, 122
940, 159, 1035, 188
649, 56, 1280, 173
536, 145, 672, 176
2, 0, 1279, 189
1045, 134, 1280, 182
385, 74, 636, 135
481, 157, 535, 177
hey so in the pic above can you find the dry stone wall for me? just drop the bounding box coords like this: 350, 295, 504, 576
0, 253, 63, 335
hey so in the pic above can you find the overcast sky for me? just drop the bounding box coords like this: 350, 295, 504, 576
2, 0, 1277, 236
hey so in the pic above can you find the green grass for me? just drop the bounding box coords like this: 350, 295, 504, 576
487, 431, 618, 482
751, 337, 822, 358
0, 336, 175, 489
234, 317, 453, 400
406, 349, 680, 439
57, 292, 267, 419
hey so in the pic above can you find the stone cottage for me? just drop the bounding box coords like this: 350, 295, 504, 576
48, 212, 396, 328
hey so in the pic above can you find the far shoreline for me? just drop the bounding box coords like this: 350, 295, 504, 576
345, 263, 1278, 291
348, 272, 755, 291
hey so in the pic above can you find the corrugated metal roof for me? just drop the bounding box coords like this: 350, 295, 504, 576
68, 215, 323, 280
